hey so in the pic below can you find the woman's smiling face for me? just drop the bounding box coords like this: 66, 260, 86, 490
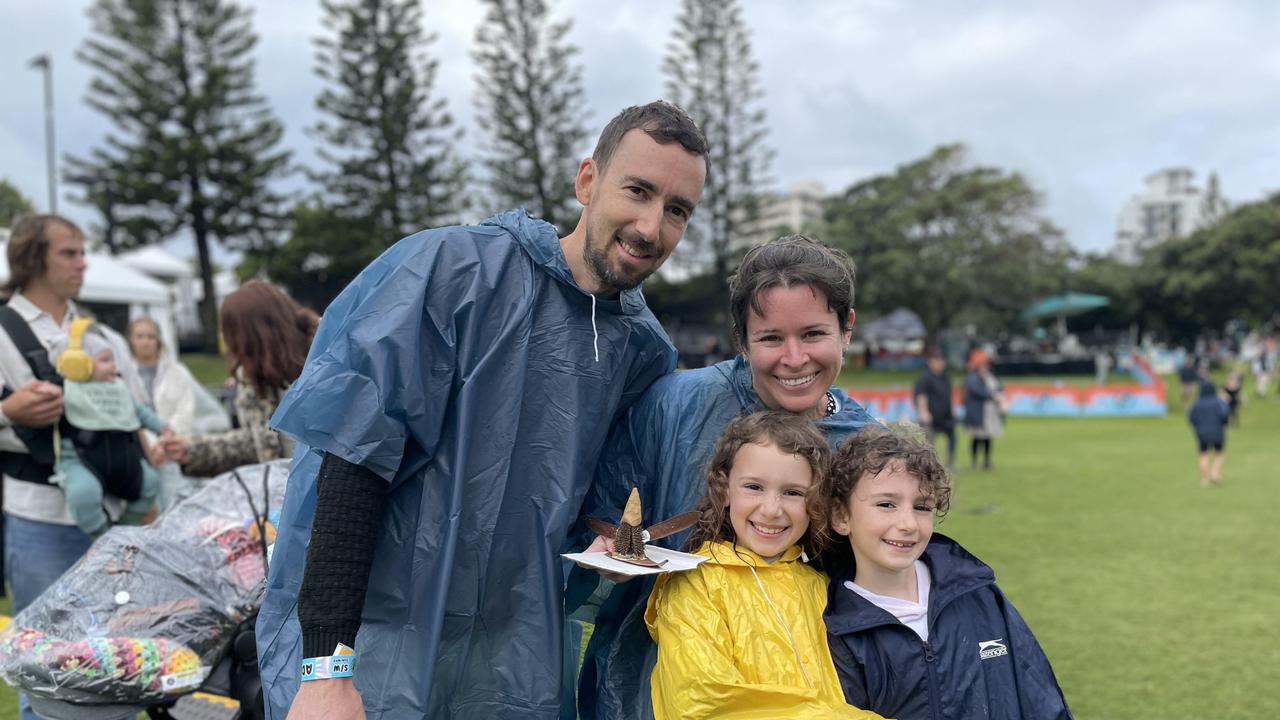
744, 284, 851, 417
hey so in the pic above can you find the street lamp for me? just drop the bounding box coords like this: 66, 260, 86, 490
28, 53, 57, 214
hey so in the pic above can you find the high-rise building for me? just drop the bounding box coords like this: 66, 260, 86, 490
733, 181, 827, 251
1115, 168, 1227, 262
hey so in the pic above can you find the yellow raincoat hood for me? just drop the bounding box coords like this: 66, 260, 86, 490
645, 541, 885, 719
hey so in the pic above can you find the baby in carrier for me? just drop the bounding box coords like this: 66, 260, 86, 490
52, 319, 176, 536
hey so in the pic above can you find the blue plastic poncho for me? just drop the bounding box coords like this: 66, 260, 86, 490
564, 357, 878, 720
256, 211, 676, 720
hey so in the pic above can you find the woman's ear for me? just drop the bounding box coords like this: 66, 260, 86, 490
843, 309, 856, 345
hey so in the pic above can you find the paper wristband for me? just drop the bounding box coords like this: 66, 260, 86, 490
300, 643, 356, 682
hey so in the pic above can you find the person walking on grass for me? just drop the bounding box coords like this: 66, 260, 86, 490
1188, 379, 1229, 487
913, 348, 955, 469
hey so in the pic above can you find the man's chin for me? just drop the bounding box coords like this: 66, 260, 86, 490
610, 257, 663, 289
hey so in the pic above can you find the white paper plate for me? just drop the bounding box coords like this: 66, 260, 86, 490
562, 546, 709, 577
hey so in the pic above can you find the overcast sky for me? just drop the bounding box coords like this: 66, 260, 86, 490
3, 0, 1278, 259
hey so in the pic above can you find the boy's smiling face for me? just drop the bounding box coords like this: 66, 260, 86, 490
831, 461, 936, 593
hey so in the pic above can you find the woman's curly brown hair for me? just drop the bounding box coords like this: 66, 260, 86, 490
686, 410, 834, 556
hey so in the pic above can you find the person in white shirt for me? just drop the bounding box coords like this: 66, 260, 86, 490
0, 214, 146, 720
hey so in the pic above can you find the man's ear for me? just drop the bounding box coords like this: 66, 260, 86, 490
575, 157, 597, 206
829, 503, 851, 537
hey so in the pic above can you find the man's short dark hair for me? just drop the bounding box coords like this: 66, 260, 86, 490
592, 101, 710, 175
4, 214, 84, 295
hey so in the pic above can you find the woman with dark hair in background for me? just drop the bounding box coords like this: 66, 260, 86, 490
167, 281, 318, 477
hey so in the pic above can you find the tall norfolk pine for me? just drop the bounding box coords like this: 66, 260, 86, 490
473, 0, 587, 231
69, 0, 289, 351
663, 0, 773, 282
310, 0, 467, 244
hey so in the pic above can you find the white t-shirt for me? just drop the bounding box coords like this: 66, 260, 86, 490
844, 560, 933, 642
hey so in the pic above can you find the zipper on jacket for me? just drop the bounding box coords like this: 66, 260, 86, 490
922, 640, 943, 720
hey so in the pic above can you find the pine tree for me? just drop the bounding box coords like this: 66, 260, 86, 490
69, 0, 290, 350
473, 0, 587, 231
0, 179, 35, 227
310, 0, 467, 246
662, 0, 773, 281
1201, 171, 1229, 226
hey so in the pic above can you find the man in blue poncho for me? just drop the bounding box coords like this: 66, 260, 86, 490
258, 101, 708, 720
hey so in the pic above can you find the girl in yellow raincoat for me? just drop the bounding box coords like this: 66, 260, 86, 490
645, 412, 884, 719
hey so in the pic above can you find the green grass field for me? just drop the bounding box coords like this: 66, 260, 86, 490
1, 371, 1275, 719
178, 353, 230, 387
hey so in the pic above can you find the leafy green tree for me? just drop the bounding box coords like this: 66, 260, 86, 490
663, 0, 773, 285
239, 205, 376, 313
473, 0, 587, 231
0, 180, 35, 227
1142, 193, 1280, 342
1069, 252, 1143, 331
69, 0, 290, 350
821, 144, 1068, 341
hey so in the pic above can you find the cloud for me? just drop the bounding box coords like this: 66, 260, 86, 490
2, 0, 1277, 255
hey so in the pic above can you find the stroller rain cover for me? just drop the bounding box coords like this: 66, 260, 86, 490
0, 461, 288, 706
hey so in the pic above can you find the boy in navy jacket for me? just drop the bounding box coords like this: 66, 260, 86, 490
821, 427, 1072, 719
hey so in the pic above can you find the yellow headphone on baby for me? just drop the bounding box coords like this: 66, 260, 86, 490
57, 318, 97, 383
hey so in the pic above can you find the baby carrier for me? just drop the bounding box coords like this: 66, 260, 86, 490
0, 313, 145, 501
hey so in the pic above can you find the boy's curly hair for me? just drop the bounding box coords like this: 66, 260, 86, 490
686, 411, 833, 556
829, 425, 952, 516
813, 426, 952, 577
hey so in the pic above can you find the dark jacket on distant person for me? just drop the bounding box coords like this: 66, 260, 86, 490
825, 534, 1073, 720
913, 370, 954, 430
1188, 382, 1229, 445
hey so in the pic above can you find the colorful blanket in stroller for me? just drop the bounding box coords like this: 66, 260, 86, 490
0, 461, 288, 705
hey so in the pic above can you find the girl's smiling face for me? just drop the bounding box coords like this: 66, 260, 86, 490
725, 440, 814, 558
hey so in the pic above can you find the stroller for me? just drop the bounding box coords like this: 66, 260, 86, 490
0, 461, 289, 720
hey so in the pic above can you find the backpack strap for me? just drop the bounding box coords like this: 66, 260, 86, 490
0, 304, 64, 599
0, 304, 59, 473
0, 305, 61, 383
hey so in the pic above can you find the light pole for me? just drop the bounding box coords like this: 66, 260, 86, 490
28, 54, 57, 214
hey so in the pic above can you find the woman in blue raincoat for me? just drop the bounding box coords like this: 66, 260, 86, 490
567, 235, 880, 720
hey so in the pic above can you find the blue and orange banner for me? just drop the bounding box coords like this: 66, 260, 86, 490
846, 353, 1167, 422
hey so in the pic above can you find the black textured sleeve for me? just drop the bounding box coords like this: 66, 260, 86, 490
297, 452, 388, 658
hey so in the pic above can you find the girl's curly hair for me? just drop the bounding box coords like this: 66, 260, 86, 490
686, 410, 834, 556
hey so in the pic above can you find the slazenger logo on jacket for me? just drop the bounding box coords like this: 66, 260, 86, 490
978, 639, 1008, 660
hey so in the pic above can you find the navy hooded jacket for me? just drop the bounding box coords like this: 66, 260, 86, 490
825, 534, 1072, 720
1188, 382, 1229, 445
